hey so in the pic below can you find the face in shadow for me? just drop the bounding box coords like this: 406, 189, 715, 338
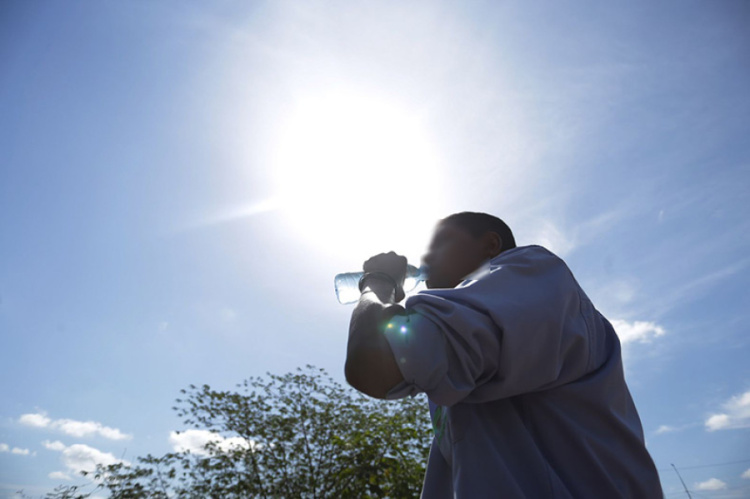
422, 222, 502, 289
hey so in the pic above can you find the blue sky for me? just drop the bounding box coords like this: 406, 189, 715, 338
1, 0, 749, 496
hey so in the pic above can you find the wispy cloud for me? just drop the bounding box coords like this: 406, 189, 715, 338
610, 319, 666, 344
19, 412, 132, 440
43, 440, 128, 476
176, 198, 282, 232
654, 425, 676, 435
653, 423, 697, 436
527, 220, 577, 258
652, 421, 706, 437
659, 259, 750, 315
519, 208, 629, 261
44, 441, 66, 451
705, 390, 750, 431
695, 478, 727, 491
169, 429, 259, 456
0, 443, 31, 455
48, 471, 73, 481
219, 307, 238, 323
742, 469, 750, 479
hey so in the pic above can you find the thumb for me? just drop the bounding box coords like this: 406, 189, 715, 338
395, 284, 406, 303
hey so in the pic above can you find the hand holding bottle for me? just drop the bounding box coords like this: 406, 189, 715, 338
334, 252, 428, 305
362, 251, 409, 302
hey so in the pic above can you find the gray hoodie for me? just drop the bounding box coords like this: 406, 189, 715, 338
384, 245, 663, 498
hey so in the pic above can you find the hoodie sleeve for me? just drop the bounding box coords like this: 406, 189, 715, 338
383, 246, 598, 407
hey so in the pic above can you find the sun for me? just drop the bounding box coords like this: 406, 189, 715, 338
269, 88, 444, 264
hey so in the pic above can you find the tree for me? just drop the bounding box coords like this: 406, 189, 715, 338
43, 366, 433, 498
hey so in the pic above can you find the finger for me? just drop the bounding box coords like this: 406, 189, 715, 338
395, 285, 406, 303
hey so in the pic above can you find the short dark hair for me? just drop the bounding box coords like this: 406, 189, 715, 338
441, 212, 516, 251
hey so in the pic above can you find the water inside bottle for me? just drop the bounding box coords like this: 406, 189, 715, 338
334, 272, 362, 305
334, 265, 428, 305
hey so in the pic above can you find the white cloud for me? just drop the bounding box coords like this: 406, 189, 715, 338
48, 471, 72, 481
610, 319, 666, 344
0, 442, 31, 455
169, 430, 214, 455
43, 440, 67, 451
705, 414, 730, 431
169, 429, 258, 456
44, 441, 128, 476
741, 468, 750, 479
653, 423, 696, 436
19, 413, 52, 428
219, 307, 238, 323
528, 220, 577, 257
19, 412, 131, 440
55, 420, 130, 440
695, 478, 727, 491
654, 425, 676, 435
705, 390, 750, 431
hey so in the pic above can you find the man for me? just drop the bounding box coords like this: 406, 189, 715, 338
345, 212, 663, 498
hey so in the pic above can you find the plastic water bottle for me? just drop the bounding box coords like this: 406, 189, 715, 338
334, 264, 428, 305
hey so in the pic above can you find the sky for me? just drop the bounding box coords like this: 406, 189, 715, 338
1, 0, 749, 497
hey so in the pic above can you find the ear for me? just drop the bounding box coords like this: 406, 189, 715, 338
483, 231, 503, 257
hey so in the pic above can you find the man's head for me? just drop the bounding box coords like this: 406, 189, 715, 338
422, 212, 516, 289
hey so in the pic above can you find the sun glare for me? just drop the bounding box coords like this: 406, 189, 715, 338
270, 89, 443, 263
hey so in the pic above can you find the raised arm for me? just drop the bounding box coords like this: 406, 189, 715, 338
345, 252, 407, 398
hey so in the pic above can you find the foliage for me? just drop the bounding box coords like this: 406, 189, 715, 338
41, 366, 433, 498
